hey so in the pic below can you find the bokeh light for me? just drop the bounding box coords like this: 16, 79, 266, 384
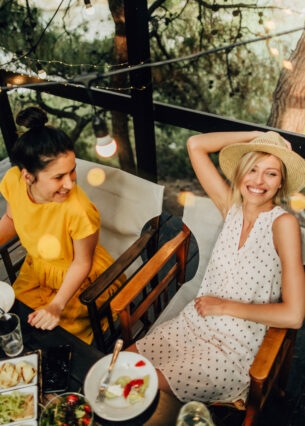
265, 20, 276, 31
177, 190, 196, 207
37, 234, 61, 260
283, 60, 293, 70
289, 193, 305, 213
86, 167, 106, 186
269, 47, 279, 56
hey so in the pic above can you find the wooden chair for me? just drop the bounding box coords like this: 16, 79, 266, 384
111, 194, 300, 426
77, 158, 164, 352
0, 235, 26, 283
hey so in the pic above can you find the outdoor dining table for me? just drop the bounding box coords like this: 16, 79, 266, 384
0, 300, 182, 426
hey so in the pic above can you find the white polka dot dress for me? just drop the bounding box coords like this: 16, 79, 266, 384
136, 205, 285, 404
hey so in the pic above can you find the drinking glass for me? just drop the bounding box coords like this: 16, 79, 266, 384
0, 313, 24, 357
176, 401, 215, 426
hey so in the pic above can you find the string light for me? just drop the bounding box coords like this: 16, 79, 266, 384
92, 113, 117, 158
1, 23, 304, 89
1, 24, 305, 93
83, 0, 95, 16
37, 62, 47, 79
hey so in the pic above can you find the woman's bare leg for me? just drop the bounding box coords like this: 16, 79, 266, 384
126, 343, 175, 396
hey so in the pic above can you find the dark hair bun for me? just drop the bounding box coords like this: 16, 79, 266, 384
16, 107, 48, 129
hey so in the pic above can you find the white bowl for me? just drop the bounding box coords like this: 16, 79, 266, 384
0, 281, 15, 312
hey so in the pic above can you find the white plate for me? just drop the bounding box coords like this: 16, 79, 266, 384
84, 351, 158, 421
11, 422, 37, 426
0, 281, 15, 313
0, 385, 37, 425
0, 353, 39, 391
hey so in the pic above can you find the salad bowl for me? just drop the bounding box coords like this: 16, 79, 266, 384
39, 392, 93, 426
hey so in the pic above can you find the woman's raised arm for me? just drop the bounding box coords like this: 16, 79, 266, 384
187, 131, 262, 217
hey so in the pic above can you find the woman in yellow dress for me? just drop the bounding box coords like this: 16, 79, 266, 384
0, 106, 124, 344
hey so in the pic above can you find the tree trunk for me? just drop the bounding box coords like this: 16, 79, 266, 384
268, 31, 305, 133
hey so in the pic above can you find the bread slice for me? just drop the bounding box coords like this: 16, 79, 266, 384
15, 360, 37, 384
0, 362, 19, 388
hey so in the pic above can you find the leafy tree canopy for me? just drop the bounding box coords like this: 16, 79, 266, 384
0, 0, 304, 177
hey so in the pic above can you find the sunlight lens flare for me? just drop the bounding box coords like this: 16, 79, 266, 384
37, 234, 61, 260
86, 167, 106, 187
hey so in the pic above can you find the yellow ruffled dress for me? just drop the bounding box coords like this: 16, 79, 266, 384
0, 167, 124, 344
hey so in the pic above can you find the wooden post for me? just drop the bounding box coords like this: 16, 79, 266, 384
0, 72, 17, 158
124, 0, 157, 181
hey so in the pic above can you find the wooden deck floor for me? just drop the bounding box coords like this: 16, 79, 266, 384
0, 155, 304, 425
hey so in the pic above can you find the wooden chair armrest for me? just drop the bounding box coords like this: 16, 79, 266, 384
111, 226, 190, 314
249, 327, 288, 381
0, 235, 25, 284
79, 226, 157, 304
0, 235, 21, 252
245, 327, 296, 425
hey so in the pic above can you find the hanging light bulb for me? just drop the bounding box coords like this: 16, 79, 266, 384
37, 62, 47, 79
84, 0, 95, 16
92, 114, 117, 158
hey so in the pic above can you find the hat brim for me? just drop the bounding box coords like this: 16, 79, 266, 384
219, 142, 305, 195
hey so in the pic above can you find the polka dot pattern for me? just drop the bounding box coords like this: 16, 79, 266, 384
136, 205, 285, 404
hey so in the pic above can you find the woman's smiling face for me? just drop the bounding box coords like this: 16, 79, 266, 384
240, 154, 283, 205
26, 151, 77, 203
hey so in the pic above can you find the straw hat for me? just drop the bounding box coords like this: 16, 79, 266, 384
219, 131, 305, 195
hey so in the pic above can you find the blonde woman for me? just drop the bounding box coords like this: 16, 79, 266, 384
128, 131, 305, 405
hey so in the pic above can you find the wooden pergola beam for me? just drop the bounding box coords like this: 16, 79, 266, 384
1, 70, 304, 163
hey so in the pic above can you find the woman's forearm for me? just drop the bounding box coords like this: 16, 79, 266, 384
51, 260, 92, 310
187, 131, 262, 155
222, 298, 304, 329
195, 292, 305, 330
51, 232, 98, 310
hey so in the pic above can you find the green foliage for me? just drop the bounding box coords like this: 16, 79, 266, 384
148, 0, 288, 126
155, 124, 220, 180
155, 124, 195, 180
0, 1, 303, 179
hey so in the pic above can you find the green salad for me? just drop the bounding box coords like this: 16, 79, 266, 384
40, 393, 92, 426
0, 391, 34, 424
